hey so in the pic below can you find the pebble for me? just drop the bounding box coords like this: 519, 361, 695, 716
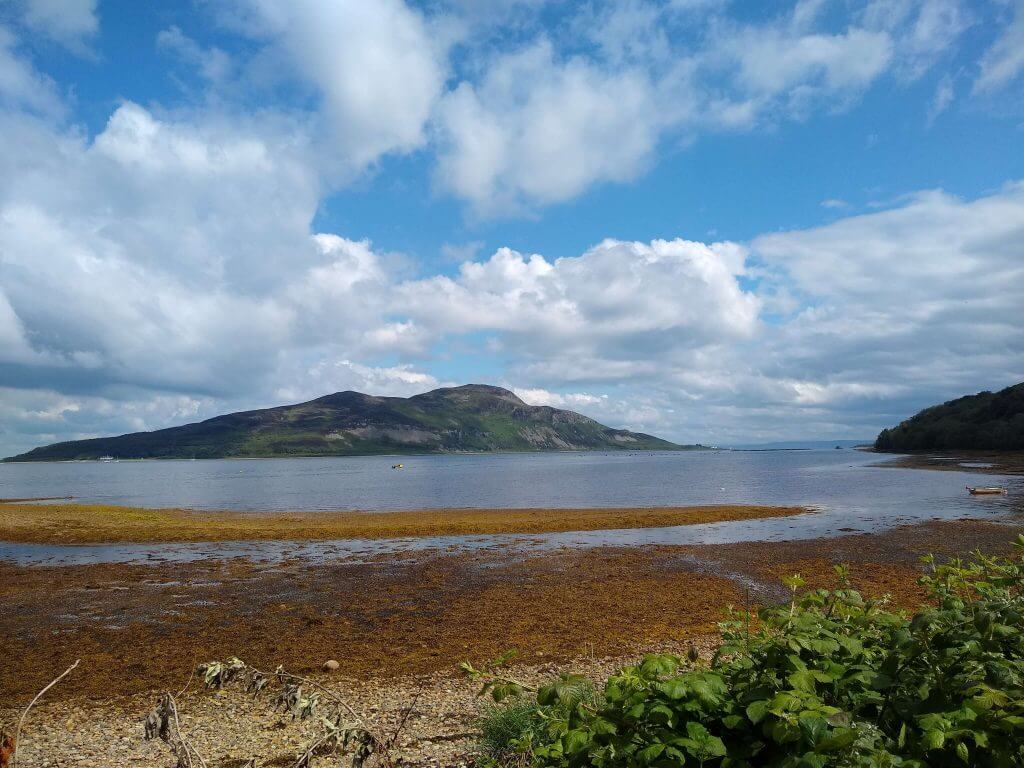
1, 637, 717, 767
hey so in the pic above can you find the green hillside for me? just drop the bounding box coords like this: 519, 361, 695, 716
875, 381, 1024, 451
4, 384, 691, 461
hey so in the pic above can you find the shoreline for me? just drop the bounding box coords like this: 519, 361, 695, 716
871, 449, 1024, 476
4, 516, 1023, 764
0, 502, 806, 545
1, 446, 711, 464
3, 516, 1021, 703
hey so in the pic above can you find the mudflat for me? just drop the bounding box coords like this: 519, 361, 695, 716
872, 449, 1024, 475
0, 502, 806, 544
3, 516, 1022, 704
4, 513, 1024, 766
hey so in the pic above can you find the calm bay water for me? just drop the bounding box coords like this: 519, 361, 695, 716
1, 449, 1020, 565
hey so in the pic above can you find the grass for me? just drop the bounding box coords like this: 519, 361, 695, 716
475, 678, 601, 763
477, 700, 544, 762
0, 502, 808, 544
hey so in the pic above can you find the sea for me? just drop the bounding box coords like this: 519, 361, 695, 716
1, 448, 1019, 565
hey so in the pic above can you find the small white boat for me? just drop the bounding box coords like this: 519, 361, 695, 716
98, 455, 116, 463
967, 485, 1007, 495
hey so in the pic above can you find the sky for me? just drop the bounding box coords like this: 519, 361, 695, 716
0, 0, 1023, 456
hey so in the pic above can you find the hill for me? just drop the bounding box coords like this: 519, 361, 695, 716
4, 384, 690, 461
875, 381, 1024, 451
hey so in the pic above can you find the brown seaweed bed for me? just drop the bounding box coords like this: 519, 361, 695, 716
2, 513, 1023, 765
2, 517, 1021, 704
0, 502, 806, 544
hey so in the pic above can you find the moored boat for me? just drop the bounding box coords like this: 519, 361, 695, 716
967, 485, 1008, 495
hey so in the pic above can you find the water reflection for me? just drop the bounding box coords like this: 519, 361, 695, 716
1, 450, 1019, 566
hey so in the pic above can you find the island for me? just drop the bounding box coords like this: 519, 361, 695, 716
4, 384, 694, 461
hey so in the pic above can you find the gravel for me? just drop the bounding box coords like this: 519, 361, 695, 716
2, 637, 718, 767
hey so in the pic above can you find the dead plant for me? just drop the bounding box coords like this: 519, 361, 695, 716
145, 658, 410, 768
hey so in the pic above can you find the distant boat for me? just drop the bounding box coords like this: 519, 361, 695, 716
392, 463, 404, 469
967, 486, 1007, 495
98, 455, 116, 463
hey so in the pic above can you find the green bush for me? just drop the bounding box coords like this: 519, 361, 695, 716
473, 539, 1024, 767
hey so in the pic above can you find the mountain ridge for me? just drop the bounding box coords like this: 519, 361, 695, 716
4, 384, 694, 461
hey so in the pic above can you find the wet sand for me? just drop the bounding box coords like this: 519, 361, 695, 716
0, 502, 805, 544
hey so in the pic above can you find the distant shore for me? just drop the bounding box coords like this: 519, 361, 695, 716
871, 449, 1024, 476
0, 502, 806, 545
2, 446, 709, 463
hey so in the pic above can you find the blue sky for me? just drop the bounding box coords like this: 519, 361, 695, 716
0, 0, 1023, 455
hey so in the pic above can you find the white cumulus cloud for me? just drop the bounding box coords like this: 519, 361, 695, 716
234, 0, 449, 175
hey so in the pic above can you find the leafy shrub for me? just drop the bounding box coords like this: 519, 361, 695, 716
473, 540, 1024, 767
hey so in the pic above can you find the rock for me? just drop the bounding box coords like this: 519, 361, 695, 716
322, 659, 340, 672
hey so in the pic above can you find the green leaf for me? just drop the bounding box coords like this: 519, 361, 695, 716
816, 728, 858, 752
723, 714, 745, 729
686, 722, 712, 740
665, 745, 687, 762
562, 729, 591, 755
783, 574, 806, 592
658, 679, 689, 700
639, 654, 680, 678
788, 670, 817, 692
922, 729, 945, 751
747, 700, 771, 724
798, 715, 828, 745
648, 703, 674, 725
637, 742, 666, 765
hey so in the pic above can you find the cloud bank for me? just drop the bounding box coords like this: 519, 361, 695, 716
0, 0, 1022, 454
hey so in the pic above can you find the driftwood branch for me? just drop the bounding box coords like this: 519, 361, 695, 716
12, 659, 80, 768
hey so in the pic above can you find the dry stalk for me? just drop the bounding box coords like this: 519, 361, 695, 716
147, 658, 395, 768
385, 679, 427, 752
143, 693, 208, 768
12, 659, 80, 768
